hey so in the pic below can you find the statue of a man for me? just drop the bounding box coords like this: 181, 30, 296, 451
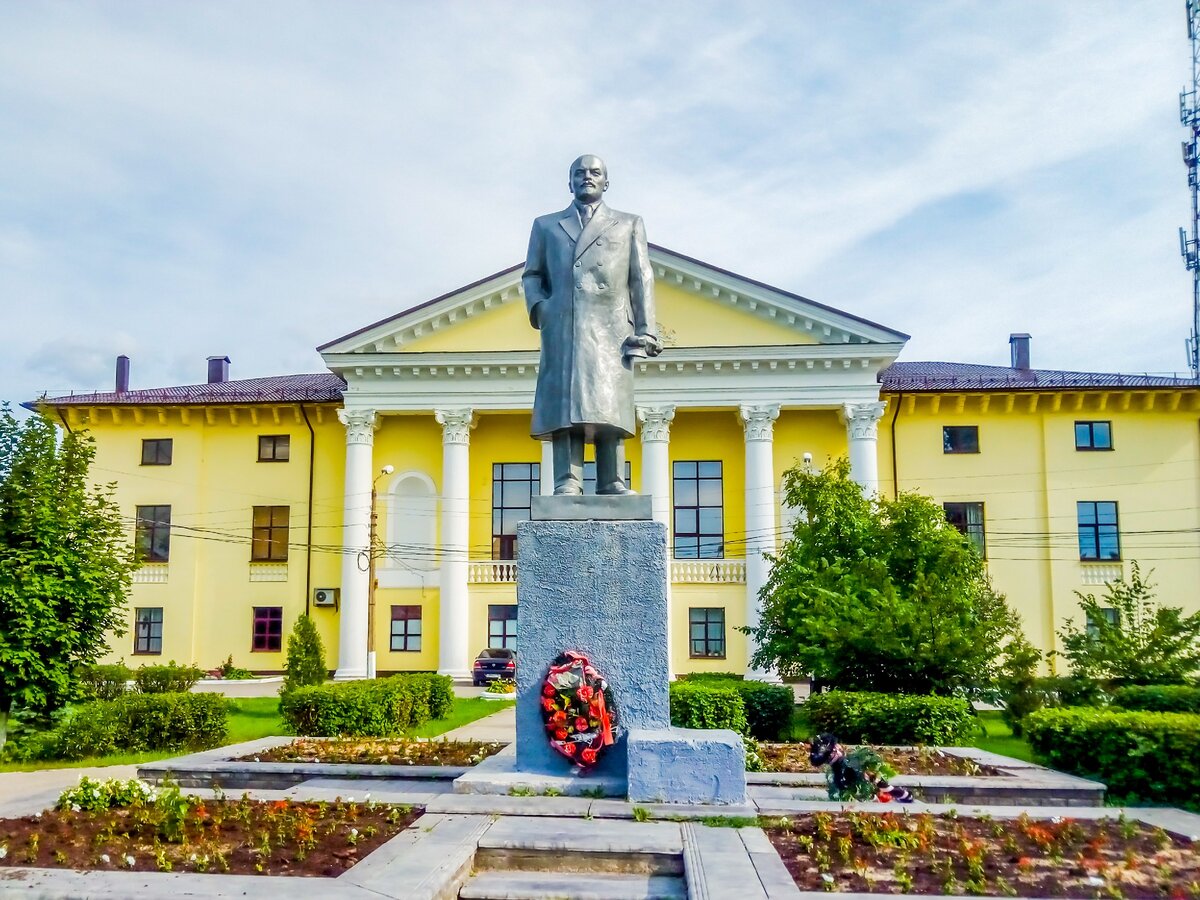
524, 155, 663, 495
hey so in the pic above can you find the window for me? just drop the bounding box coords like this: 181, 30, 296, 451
252, 607, 283, 651
134, 607, 163, 655
488, 604, 518, 650
492, 463, 539, 560
943, 426, 980, 454
140, 439, 172, 466
134, 505, 171, 562
390, 605, 422, 652
689, 607, 726, 658
251, 506, 290, 561
944, 502, 986, 558
1086, 607, 1119, 640
673, 461, 723, 559
582, 460, 633, 495
258, 434, 290, 462
1075, 421, 1113, 451
1078, 501, 1121, 561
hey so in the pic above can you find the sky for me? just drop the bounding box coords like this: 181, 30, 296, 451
1, 1, 1197, 407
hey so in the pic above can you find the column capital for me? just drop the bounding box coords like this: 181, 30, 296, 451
637, 404, 676, 443
337, 408, 378, 446
435, 408, 476, 445
738, 403, 781, 442
840, 401, 888, 441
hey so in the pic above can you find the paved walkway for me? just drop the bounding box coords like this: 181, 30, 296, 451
0, 763, 139, 817
440, 704, 515, 742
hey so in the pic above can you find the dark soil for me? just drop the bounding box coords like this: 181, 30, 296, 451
759, 743, 1002, 776
765, 811, 1200, 897
244, 738, 507, 766
0, 797, 422, 877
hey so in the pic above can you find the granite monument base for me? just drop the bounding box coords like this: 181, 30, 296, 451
504, 502, 746, 804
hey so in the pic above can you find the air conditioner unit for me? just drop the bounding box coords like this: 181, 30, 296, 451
313, 588, 340, 608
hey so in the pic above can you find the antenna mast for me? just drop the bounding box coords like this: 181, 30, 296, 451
1181, 0, 1200, 376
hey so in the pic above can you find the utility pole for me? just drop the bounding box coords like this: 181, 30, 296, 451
367, 465, 394, 679
1180, 0, 1200, 376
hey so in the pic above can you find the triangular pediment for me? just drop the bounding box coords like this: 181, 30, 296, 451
318, 246, 908, 357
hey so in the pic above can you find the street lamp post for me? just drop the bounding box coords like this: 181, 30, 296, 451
367, 465, 394, 679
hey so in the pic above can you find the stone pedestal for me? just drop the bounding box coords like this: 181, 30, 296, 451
508, 497, 746, 804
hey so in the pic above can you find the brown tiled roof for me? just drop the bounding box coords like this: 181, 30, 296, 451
35, 373, 346, 407
881, 361, 1200, 392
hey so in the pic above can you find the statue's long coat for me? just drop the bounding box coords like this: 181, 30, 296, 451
523, 202, 656, 439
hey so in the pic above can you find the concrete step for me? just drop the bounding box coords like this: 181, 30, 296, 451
459, 871, 687, 900
475, 815, 684, 876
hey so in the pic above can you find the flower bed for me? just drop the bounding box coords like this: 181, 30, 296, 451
764, 811, 1199, 897
241, 737, 507, 767
758, 743, 1001, 777
0, 782, 421, 878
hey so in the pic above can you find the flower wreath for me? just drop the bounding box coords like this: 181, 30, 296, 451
540, 651, 616, 768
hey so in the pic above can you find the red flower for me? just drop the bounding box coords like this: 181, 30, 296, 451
542, 684, 556, 697
577, 685, 594, 702
555, 728, 568, 740
562, 742, 576, 756
580, 747, 598, 764
541, 698, 555, 712
551, 710, 567, 725
575, 717, 588, 731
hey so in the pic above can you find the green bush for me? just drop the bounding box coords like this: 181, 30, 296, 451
281, 615, 326, 695
1038, 675, 1107, 708
279, 673, 450, 737
669, 681, 748, 735
803, 691, 976, 745
134, 662, 204, 694
1110, 684, 1200, 714
1024, 707, 1200, 806
77, 662, 132, 701
676, 674, 795, 740
38, 693, 227, 760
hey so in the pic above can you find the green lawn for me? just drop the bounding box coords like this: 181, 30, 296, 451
0, 693, 510, 773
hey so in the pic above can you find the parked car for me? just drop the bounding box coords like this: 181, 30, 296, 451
473, 648, 516, 686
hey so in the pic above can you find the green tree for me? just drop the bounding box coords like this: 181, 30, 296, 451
1058, 562, 1200, 685
748, 458, 1018, 695
282, 614, 327, 695
0, 406, 135, 748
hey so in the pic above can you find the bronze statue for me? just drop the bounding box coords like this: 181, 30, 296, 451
523, 155, 662, 495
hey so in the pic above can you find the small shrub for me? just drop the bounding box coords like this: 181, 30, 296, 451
1110, 684, 1200, 714
669, 681, 748, 735
39, 693, 227, 760
77, 663, 132, 702
279, 673, 450, 737
485, 678, 517, 695
1037, 675, 1107, 708
134, 662, 204, 694
57, 776, 156, 811
803, 691, 976, 745
1025, 706, 1200, 806
676, 673, 795, 740
215, 656, 254, 680
281, 615, 326, 695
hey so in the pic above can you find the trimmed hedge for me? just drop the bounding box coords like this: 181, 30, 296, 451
36, 692, 228, 760
677, 674, 795, 740
134, 662, 205, 694
280, 673, 454, 737
803, 691, 976, 745
1025, 707, 1200, 805
669, 681, 748, 736
78, 663, 132, 701
1110, 684, 1200, 714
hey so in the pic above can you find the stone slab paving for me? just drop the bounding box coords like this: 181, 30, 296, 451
682, 821, 801, 899
441, 702, 516, 741
460, 871, 686, 899
454, 742, 627, 797
480, 815, 683, 856
0, 763, 138, 818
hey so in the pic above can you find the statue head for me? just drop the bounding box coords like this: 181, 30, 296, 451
569, 155, 608, 204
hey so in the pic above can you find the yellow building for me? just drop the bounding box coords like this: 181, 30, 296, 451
35, 247, 1200, 678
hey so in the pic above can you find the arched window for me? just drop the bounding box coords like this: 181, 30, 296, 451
385, 471, 438, 574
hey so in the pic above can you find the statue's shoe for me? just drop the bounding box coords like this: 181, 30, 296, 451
553, 482, 584, 496
596, 482, 636, 495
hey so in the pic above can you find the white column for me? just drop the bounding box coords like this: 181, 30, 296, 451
335, 408, 377, 680
740, 403, 780, 681
637, 404, 675, 676
841, 401, 887, 495
539, 439, 554, 497
436, 408, 475, 680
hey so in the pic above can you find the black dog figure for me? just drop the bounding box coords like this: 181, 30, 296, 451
808, 733, 914, 803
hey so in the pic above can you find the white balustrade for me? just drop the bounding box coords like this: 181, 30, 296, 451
670, 559, 747, 584
132, 564, 169, 584
1080, 563, 1123, 586
467, 560, 519, 583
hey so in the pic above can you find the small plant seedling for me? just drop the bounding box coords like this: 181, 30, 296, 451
541, 787, 563, 797
508, 786, 536, 797
580, 786, 608, 799
632, 807, 652, 823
